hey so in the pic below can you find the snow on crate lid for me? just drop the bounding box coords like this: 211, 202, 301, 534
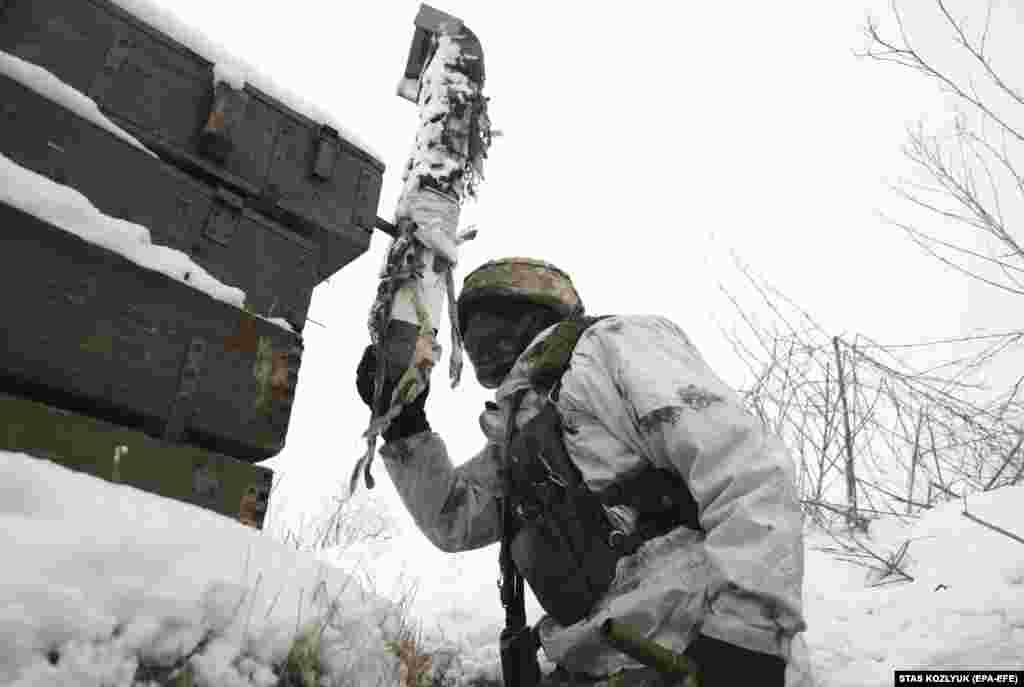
0, 152, 248, 311
0, 51, 154, 157
108, 0, 383, 165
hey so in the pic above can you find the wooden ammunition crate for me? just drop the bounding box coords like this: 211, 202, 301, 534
0, 200, 303, 461
1, 393, 274, 529
0, 71, 331, 331
0, 0, 382, 281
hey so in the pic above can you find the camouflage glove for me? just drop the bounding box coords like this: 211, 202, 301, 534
356, 344, 431, 442
683, 634, 785, 687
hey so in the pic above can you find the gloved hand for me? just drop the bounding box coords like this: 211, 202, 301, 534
683, 634, 785, 687
356, 344, 431, 442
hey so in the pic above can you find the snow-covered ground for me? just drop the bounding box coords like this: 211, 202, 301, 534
0, 451, 403, 687
803, 492, 1024, 684
2, 448, 1021, 686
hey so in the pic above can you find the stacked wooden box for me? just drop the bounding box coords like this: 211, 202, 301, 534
0, 0, 384, 527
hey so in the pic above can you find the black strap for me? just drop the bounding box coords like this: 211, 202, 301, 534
500, 388, 529, 629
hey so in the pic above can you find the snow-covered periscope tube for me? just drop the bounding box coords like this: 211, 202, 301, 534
351, 20, 491, 493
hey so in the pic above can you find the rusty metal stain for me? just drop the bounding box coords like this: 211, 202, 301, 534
205, 109, 226, 133
223, 314, 259, 354
270, 350, 292, 401
238, 484, 266, 528
251, 336, 297, 411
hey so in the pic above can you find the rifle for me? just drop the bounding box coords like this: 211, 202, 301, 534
498, 553, 541, 687
499, 389, 541, 687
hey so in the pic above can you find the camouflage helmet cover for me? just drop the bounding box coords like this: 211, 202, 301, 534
457, 257, 583, 329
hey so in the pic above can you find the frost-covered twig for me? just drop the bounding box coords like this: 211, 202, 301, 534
962, 509, 1024, 546
860, 1, 1024, 301
244, 572, 263, 640
849, 534, 914, 583
720, 256, 1023, 523
820, 525, 915, 585
984, 431, 1024, 490
265, 588, 283, 621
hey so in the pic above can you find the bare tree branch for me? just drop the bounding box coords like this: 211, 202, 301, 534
859, 3, 1024, 143
862, 0, 1024, 302
718, 258, 1021, 528
936, 0, 1024, 108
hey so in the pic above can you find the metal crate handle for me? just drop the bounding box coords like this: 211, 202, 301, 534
311, 124, 339, 181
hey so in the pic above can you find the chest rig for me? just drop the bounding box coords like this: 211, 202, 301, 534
499, 317, 702, 628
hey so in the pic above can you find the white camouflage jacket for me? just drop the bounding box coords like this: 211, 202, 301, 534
379, 314, 807, 677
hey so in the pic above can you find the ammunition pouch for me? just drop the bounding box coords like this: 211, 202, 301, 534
506, 403, 701, 627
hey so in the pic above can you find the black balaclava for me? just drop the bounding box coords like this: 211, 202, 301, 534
462, 298, 561, 389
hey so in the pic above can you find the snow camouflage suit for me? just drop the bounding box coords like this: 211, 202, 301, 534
379, 314, 810, 685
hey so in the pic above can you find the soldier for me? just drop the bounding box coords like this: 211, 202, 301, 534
356, 257, 806, 686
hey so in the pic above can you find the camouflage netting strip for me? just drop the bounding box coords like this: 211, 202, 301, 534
352, 22, 492, 494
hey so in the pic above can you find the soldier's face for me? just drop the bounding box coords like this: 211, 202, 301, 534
463, 308, 532, 389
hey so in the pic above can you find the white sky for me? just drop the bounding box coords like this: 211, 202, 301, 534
132, 0, 1024, 628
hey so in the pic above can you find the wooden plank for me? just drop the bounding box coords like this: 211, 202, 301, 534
0, 393, 273, 528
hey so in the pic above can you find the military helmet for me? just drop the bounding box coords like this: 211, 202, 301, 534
457, 257, 583, 331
